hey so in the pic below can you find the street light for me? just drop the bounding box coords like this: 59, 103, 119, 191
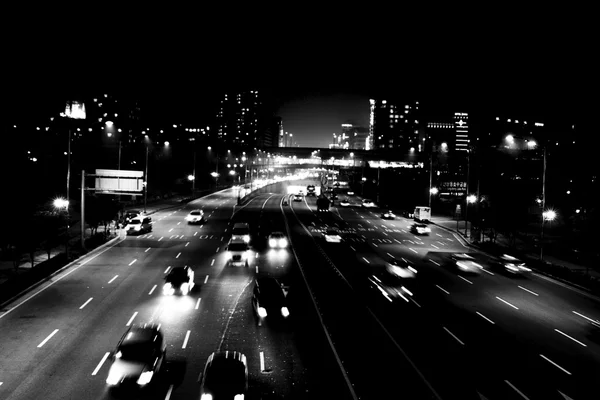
53, 197, 70, 259
430, 187, 439, 195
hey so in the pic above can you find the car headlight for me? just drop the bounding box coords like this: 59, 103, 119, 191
137, 370, 154, 385
241, 251, 248, 259
234, 394, 245, 400
243, 235, 250, 243
279, 239, 288, 247
134, 225, 141, 230
258, 307, 267, 318
181, 282, 189, 295
106, 369, 122, 385
281, 307, 289, 317
269, 239, 277, 247
200, 394, 213, 400
225, 252, 232, 260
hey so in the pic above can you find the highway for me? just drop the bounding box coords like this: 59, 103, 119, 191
1, 181, 599, 399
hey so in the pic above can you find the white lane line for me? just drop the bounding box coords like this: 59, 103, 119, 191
158, 236, 163, 241
429, 259, 440, 266
221, 237, 224, 242
505, 380, 531, 400
177, 222, 181, 225
387, 252, 395, 258
406, 240, 415, 244
145, 247, 151, 252
431, 244, 439, 249
443, 327, 465, 345
108, 275, 118, 284
182, 330, 191, 349
194, 231, 198, 236
361, 235, 366, 239
518, 286, 539, 296
540, 354, 571, 375
481, 268, 494, 276
211, 259, 215, 266
382, 232, 388, 236
458, 276, 473, 284
176, 252, 181, 258
362, 257, 370, 264
394, 239, 401, 244
128, 259, 137, 266
185, 242, 190, 247
436, 285, 449, 294
436, 233, 443, 237
373, 243, 378, 247
496, 296, 519, 310
476, 311, 495, 324
572, 310, 599, 324
408, 266, 418, 274
350, 246, 356, 251
366, 220, 372, 224
164, 384, 174, 400
260, 351, 266, 372
126, 312, 138, 326
147, 235, 153, 238
164, 266, 171, 273
92, 352, 111, 376
216, 247, 220, 252
401, 230, 407, 233
200, 225, 204, 228
554, 329, 587, 347
195, 298, 202, 311
437, 241, 446, 246
149, 285, 157, 295
204, 275, 209, 284
409, 248, 418, 254
37, 329, 59, 348
79, 297, 93, 309
256, 266, 259, 273
169, 228, 173, 232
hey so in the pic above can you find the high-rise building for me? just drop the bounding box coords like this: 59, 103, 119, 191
340, 122, 369, 150
425, 112, 470, 153
369, 99, 421, 152
262, 116, 282, 148
330, 129, 350, 149
454, 112, 470, 151
215, 90, 261, 148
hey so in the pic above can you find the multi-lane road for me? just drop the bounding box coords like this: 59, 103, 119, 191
1, 182, 599, 399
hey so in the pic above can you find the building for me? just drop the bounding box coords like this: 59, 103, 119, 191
425, 112, 470, 153
330, 129, 350, 149
338, 122, 369, 150
261, 116, 281, 148
215, 90, 260, 148
279, 131, 293, 147
369, 99, 422, 153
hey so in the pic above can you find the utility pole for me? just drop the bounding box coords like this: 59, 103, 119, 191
144, 146, 149, 213
428, 152, 433, 208
376, 166, 381, 204
464, 150, 471, 237
66, 128, 71, 259
192, 150, 196, 193
81, 170, 86, 250
540, 146, 547, 261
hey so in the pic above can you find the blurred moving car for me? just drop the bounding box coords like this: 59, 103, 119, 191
163, 266, 195, 295
268, 231, 288, 249
410, 223, 431, 235
293, 194, 303, 202
199, 351, 248, 400
492, 254, 532, 275
106, 324, 166, 389
339, 199, 350, 207
448, 253, 482, 274
347, 190, 355, 196
231, 222, 250, 243
323, 229, 342, 243
361, 199, 376, 208
125, 216, 152, 235
381, 210, 396, 220
252, 276, 290, 325
185, 209, 204, 224
367, 262, 416, 302
123, 210, 143, 225
226, 239, 251, 267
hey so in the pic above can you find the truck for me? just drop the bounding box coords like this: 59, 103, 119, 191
413, 206, 431, 222
316, 195, 330, 212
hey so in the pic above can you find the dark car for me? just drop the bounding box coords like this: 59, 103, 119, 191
367, 262, 417, 303
252, 276, 290, 325
123, 210, 142, 225
410, 223, 431, 235
293, 194, 303, 202
491, 254, 532, 275
106, 324, 166, 389
381, 210, 396, 220
199, 351, 248, 400
163, 266, 195, 295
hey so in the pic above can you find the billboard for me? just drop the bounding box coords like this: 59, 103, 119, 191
61, 101, 86, 119
439, 181, 467, 197
94, 169, 144, 194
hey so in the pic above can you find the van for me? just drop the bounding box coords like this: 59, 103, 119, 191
413, 206, 431, 222
231, 222, 250, 243
126, 216, 152, 235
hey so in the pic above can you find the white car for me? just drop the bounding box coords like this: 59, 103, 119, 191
347, 191, 355, 196
410, 223, 431, 235
495, 254, 532, 274
381, 211, 396, 220
339, 200, 350, 207
449, 253, 482, 274
226, 239, 252, 267
361, 199, 376, 208
185, 209, 204, 224
268, 232, 288, 249
324, 229, 342, 243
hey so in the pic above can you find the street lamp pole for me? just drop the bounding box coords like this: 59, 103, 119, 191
144, 145, 149, 213
464, 150, 471, 237
192, 150, 196, 193
65, 128, 71, 259
540, 146, 547, 261
376, 166, 381, 204
428, 152, 433, 208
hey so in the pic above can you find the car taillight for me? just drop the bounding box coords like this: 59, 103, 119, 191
258, 307, 267, 318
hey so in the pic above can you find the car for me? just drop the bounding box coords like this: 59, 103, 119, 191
293, 194, 303, 202
252, 276, 290, 324
185, 209, 204, 224
225, 239, 251, 267
410, 223, 430, 235
347, 191, 355, 196
367, 262, 416, 302
323, 229, 342, 243
231, 222, 250, 243
361, 199, 376, 208
125, 216, 152, 235
163, 266, 195, 295
329, 193, 339, 200
448, 253, 482, 274
492, 254, 532, 275
381, 210, 396, 220
123, 210, 143, 225
339, 199, 350, 207
199, 351, 248, 400
106, 324, 166, 389
268, 231, 288, 249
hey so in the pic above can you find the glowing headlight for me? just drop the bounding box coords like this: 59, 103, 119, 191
279, 239, 288, 247
242, 251, 249, 259
243, 235, 250, 243
134, 225, 141, 231
137, 370, 154, 385
225, 252, 232, 260
181, 282, 189, 295
234, 394, 245, 400
258, 307, 267, 318
200, 394, 213, 400
281, 307, 289, 317
106, 370, 122, 385
269, 239, 277, 247
115, 351, 122, 359
506, 264, 519, 271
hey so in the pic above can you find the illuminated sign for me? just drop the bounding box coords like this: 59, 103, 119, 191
440, 181, 467, 196
367, 161, 424, 169
61, 101, 86, 119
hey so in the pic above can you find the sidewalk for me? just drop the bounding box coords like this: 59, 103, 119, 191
429, 213, 600, 282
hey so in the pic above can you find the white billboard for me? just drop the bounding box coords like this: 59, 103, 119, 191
94, 169, 144, 193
